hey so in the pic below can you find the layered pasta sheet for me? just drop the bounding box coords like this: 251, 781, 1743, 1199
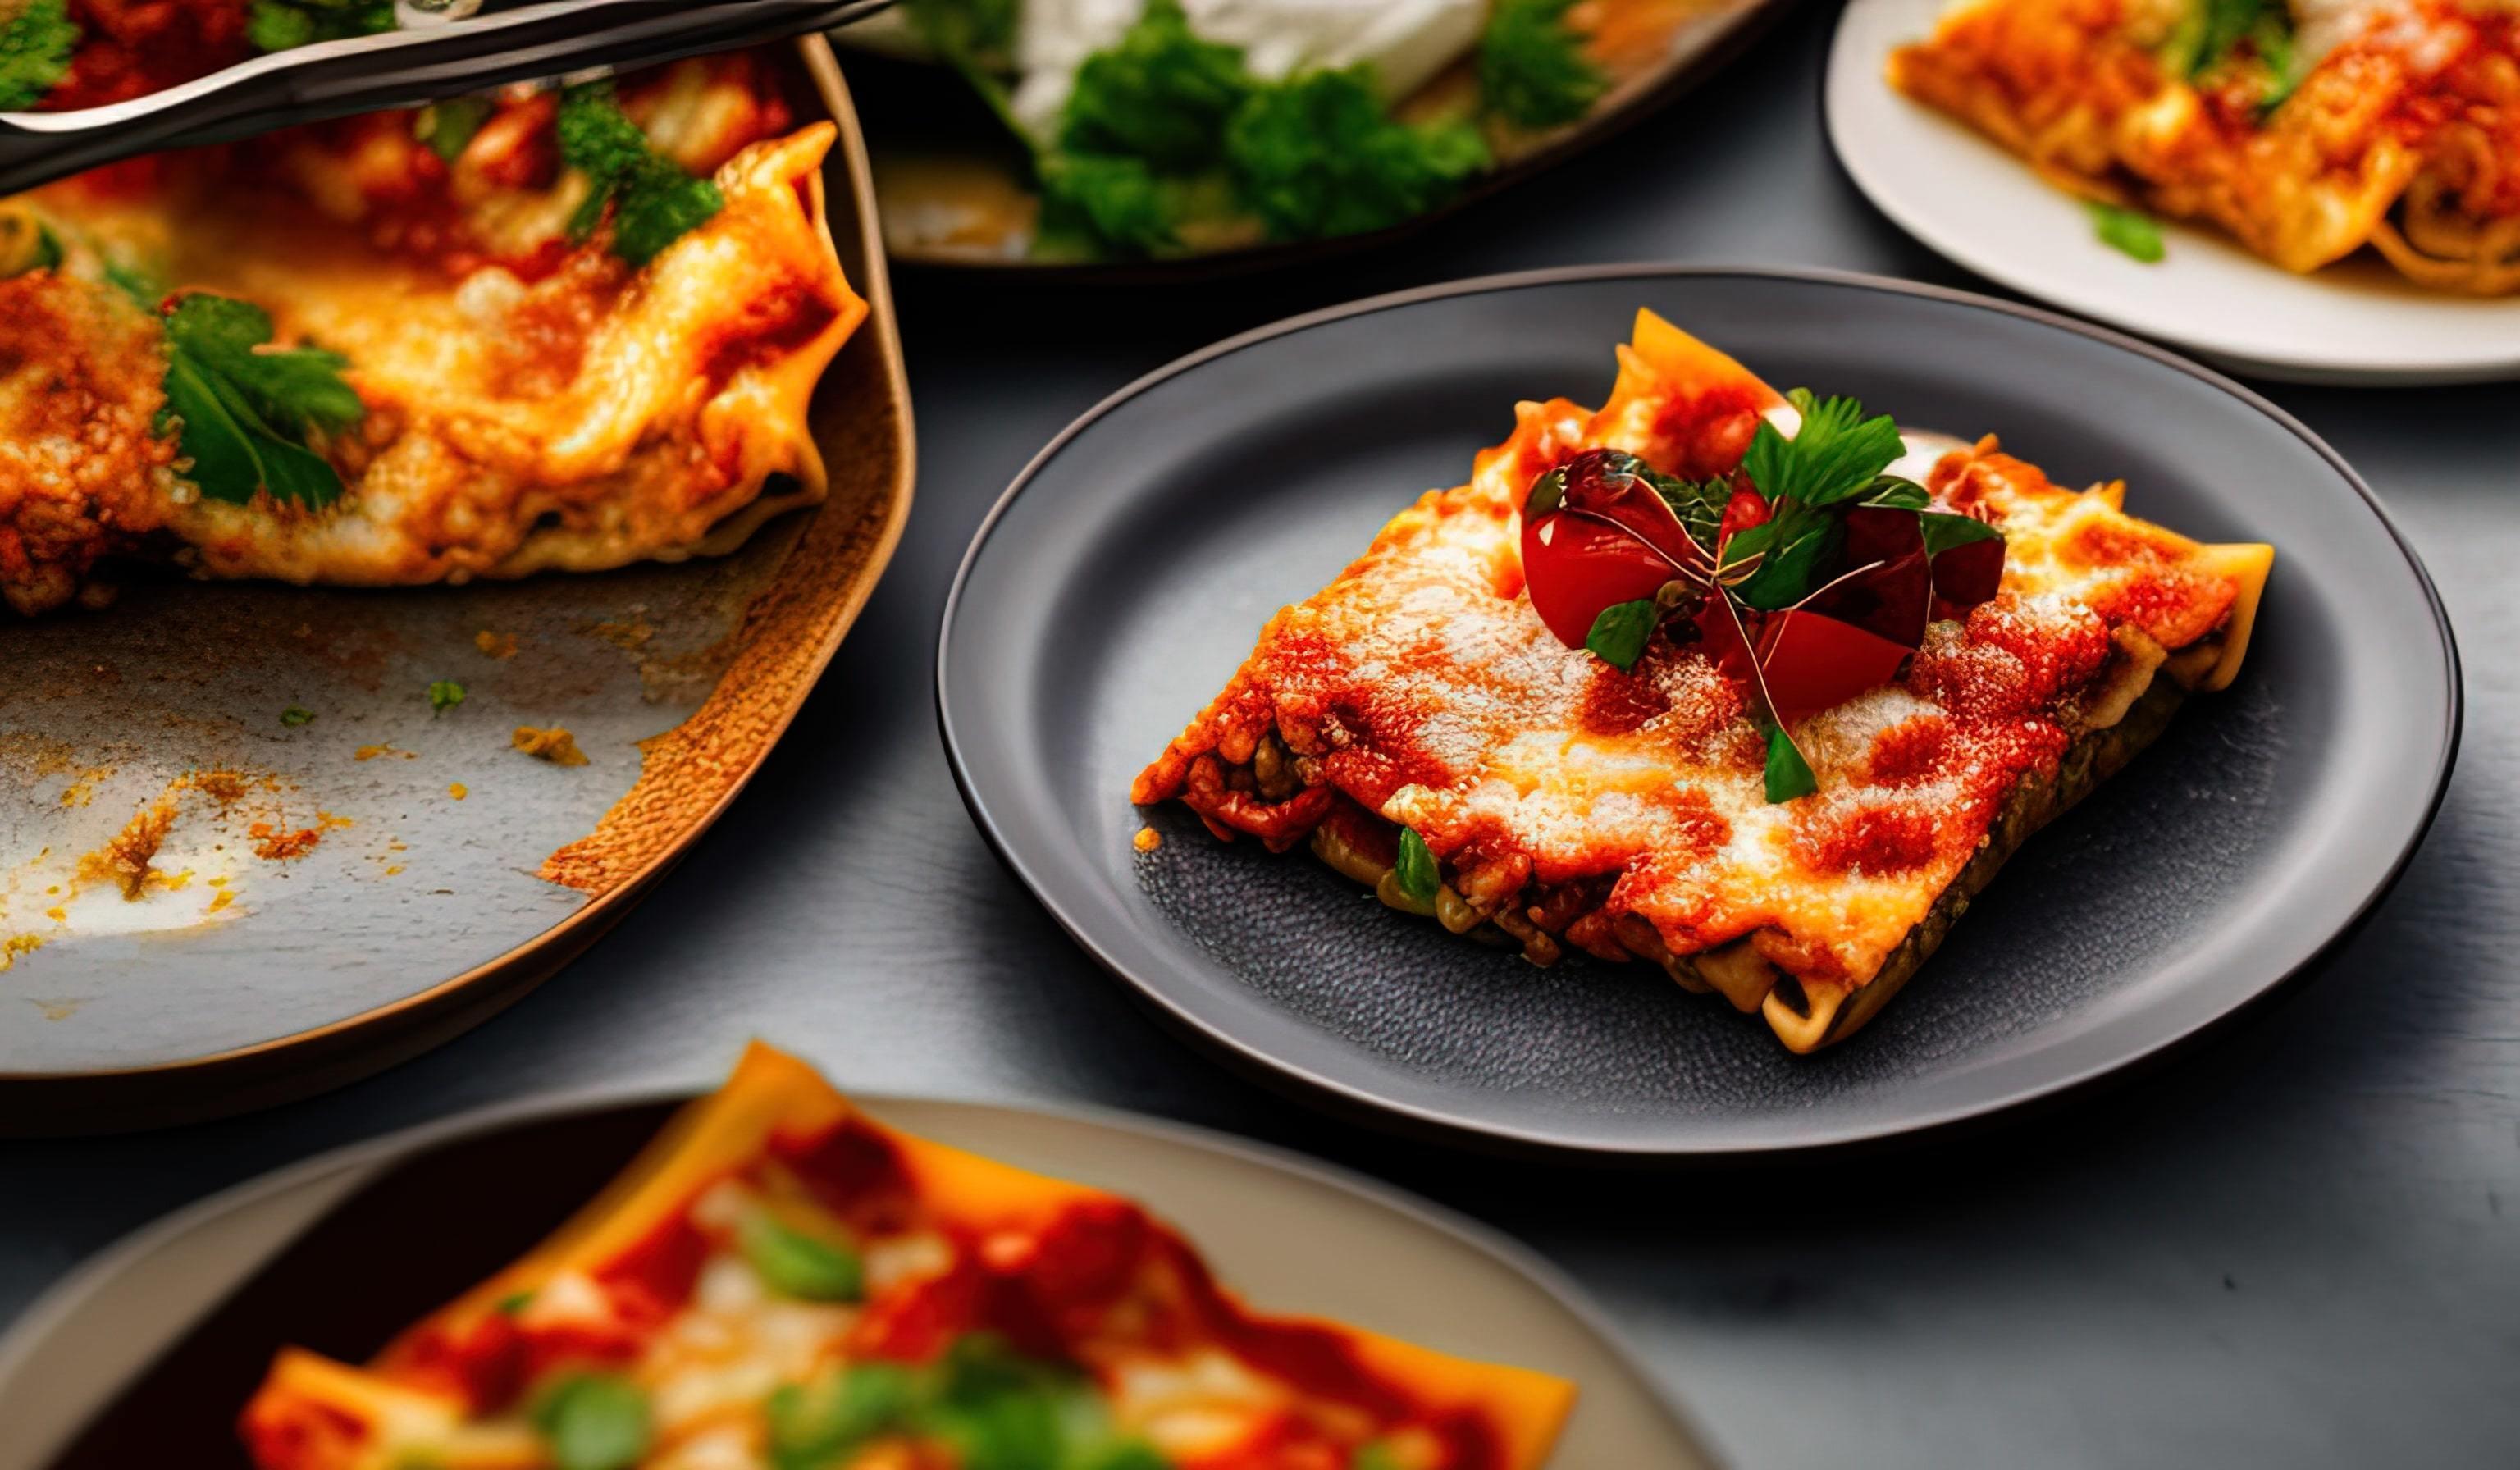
1, 52, 862, 614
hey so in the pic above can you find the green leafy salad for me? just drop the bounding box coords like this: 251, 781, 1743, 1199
888, 0, 1629, 260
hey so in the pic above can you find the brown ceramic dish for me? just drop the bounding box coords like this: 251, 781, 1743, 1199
0, 39, 915, 1135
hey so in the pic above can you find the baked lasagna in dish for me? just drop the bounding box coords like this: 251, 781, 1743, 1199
1134, 312, 2273, 1052
0, 5, 864, 615
1888, 0, 2520, 292
239, 1043, 1575, 1470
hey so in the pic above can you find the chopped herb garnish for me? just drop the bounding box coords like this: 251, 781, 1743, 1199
414, 97, 494, 164
0, 0, 75, 111
1584, 597, 1659, 670
1061, 0, 1249, 170
768, 1338, 1166, 1470
1764, 724, 1818, 803
1920, 509, 2003, 556
427, 680, 465, 714
1481, 0, 1609, 130
557, 83, 724, 266
493, 1289, 534, 1315
737, 1214, 864, 1303
247, 0, 395, 53
767, 1363, 917, 1466
1225, 66, 1490, 240
280, 705, 315, 728
1743, 389, 1910, 510
1521, 379, 2011, 803
1353, 1442, 1408, 1470
902, 0, 1019, 63
531, 1374, 651, 1470
1394, 826, 1440, 903
1036, 150, 1181, 256
156, 293, 364, 508
2087, 201, 2166, 262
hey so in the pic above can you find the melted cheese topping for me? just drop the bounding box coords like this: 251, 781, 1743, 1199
0, 57, 862, 612
1134, 312, 2266, 989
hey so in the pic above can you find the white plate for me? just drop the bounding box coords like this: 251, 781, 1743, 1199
1825, 0, 2520, 384
0, 1088, 1715, 1468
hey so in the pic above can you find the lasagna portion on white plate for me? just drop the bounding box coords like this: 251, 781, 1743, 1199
0, 11, 865, 616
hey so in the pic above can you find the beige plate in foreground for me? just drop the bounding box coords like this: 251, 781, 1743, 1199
0, 1086, 1719, 1469
0, 39, 916, 1134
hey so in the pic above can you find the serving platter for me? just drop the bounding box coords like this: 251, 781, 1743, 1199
842, 0, 1782, 279
937, 264, 2460, 1157
0, 40, 915, 1134
0, 1080, 1715, 1470
1825, 0, 2520, 386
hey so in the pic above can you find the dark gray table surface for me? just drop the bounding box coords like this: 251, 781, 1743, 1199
6, 16, 2513, 1468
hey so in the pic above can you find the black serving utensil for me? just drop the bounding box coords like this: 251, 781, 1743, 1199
0, 0, 897, 196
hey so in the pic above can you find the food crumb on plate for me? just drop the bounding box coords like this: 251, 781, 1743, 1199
449, 783, 468, 801
1134, 827, 1162, 852
512, 725, 588, 766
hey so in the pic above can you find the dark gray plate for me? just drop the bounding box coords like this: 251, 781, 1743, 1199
936, 266, 2460, 1157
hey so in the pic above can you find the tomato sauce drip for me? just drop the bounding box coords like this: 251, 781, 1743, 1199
47, 2, 251, 111
778, 1113, 922, 1234
1645, 384, 1767, 480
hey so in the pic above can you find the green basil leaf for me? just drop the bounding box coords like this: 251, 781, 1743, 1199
1856, 475, 1930, 510
1792, 399, 1908, 506
2086, 202, 2165, 263
1720, 517, 1775, 568
1738, 418, 1792, 505
532, 1374, 651, 1470
280, 705, 316, 728
740, 1214, 865, 1303
1584, 597, 1658, 670
1733, 509, 1842, 611
427, 680, 465, 715
1920, 510, 2002, 555
1395, 827, 1440, 903
1523, 462, 1568, 518
1764, 726, 1817, 804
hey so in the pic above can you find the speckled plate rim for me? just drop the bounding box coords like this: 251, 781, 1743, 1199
934, 262, 2464, 1160
865, 0, 1789, 282
0, 1080, 1719, 1469
0, 39, 918, 1134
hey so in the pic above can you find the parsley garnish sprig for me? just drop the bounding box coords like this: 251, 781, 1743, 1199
0, 0, 74, 110
150, 291, 365, 509
557, 82, 724, 267
1481, 0, 1609, 130
1525, 389, 2005, 801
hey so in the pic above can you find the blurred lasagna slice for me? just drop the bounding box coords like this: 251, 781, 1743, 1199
239, 1042, 1575, 1470
1888, 0, 2520, 291
0, 45, 864, 614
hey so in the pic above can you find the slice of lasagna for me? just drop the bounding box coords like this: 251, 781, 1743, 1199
1887, 0, 2520, 292
238, 1043, 1575, 1470
0, 31, 864, 614
1133, 311, 2272, 1052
